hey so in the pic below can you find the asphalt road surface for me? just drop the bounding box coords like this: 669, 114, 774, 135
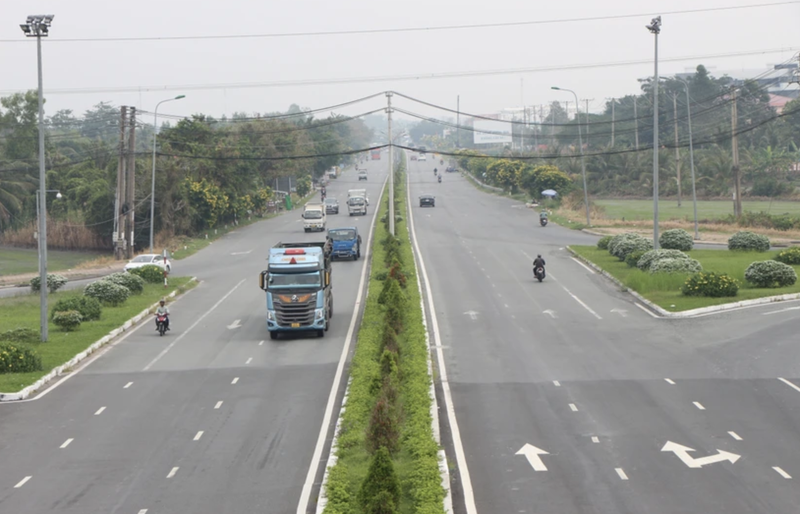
0, 161, 387, 514
408, 155, 800, 514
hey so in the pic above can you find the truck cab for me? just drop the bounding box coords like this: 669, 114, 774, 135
328, 227, 362, 260
259, 240, 333, 339
303, 204, 326, 232
347, 196, 367, 216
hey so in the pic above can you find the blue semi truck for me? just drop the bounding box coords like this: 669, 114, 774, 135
259, 240, 333, 339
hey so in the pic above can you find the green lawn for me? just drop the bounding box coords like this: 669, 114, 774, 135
0, 277, 195, 393
0, 247, 103, 277
594, 199, 800, 222
570, 246, 800, 312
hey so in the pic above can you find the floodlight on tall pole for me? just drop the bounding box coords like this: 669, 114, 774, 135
677, 77, 699, 240
647, 15, 662, 249
21, 14, 54, 342
150, 95, 186, 252
551, 86, 590, 227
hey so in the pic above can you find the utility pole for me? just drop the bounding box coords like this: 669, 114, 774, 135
456, 95, 460, 148
387, 92, 394, 236
731, 86, 741, 218
611, 99, 615, 147
125, 107, 136, 259
673, 94, 682, 207
647, 16, 662, 249
633, 97, 640, 150
114, 106, 128, 260
532, 106, 539, 153
585, 99, 590, 149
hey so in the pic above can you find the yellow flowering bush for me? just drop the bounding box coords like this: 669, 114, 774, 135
0, 343, 43, 374
681, 272, 739, 297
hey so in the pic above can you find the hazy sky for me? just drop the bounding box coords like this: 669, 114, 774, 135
1, 0, 798, 124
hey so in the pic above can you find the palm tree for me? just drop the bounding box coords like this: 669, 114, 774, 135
0, 169, 35, 228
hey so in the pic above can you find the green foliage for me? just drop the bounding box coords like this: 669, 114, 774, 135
625, 249, 646, 268
359, 447, 401, 512
774, 247, 800, 265
533, 167, 573, 196
728, 231, 770, 252
0, 327, 39, 344
51, 295, 102, 322
52, 310, 82, 332
682, 272, 739, 297
129, 265, 165, 283
597, 235, 612, 250
367, 397, 399, 454
608, 233, 653, 261
0, 343, 42, 374
649, 257, 703, 275
103, 272, 145, 294
84, 280, 130, 306
744, 260, 798, 288
636, 249, 691, 271
659, 229, 694, 251
186, 178, 230, 230
296, 175, 312, 197
29, 274, 68, 293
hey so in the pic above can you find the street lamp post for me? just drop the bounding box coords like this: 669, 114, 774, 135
677, 77, 699, 240
647, 16, 662, 249
150, 95, 186, 252
21, 14, 54, 342
551, 86, 591, 227
36, 190, 62, 228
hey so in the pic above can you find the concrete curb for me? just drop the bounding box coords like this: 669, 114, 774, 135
567, 247, 800, 318
0, 277, 198, 402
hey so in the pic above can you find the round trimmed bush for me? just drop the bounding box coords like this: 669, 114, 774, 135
744, 260, 797, 288
129, 265, 164, 284
650, 257, 702, 274
104, 272, 145, 294
774, 247, 800, 265
609, 233, 653, 261
0, 343, 42, 374
0, 327, 39, 343
53, 310, 82, 332
30, 274, 68, 293
728, 231, 770, 252
625, 249, 647, 268
597, 235, 612, 250
636, 249, 691, 271
682, 272, 739, 297
659, 229, 694, 251
51, 295, 102, 322
84, 280, 130, 306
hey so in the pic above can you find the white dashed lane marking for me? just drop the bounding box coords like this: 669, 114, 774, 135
693, 402, 706, 411
14, 476, 31, 488
615, 468, 629, 480
728, 431, 743, 441
194, 431, 204, 441
231, 377, 239, 385
60, 438, 73, 449
569, 404, 578, 412
166, 467, 179, 478
664, 378, 675, 385
124, 382, 133, 389
94, 406, 106, 415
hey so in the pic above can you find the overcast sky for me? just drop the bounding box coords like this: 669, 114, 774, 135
1, 0, 798, 124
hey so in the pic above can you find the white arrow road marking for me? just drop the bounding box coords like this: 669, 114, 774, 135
227, 319, 242, 330
611, 308, 628, 317
543, 309, 557, 319
661, 441, 741, 468
463, 310, 478, 320
516, 444, 549, 471
773, 466, 792, 479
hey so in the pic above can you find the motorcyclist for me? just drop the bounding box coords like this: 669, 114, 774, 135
532, 254, 546, 277
155, 299, 170, 331
438, 175, 442, 183
539, 209, 549, 221
434, 168, 438, 175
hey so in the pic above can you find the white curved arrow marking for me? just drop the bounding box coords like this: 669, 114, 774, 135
516, 443, 550, 471
227, 319, 242, 330
661, 441, 740, 468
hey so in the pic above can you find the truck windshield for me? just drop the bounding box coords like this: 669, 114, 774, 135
268, 272, 320, 289
329, 229, 356, 241
305, 210, 323, 219
348, 197, 365, 206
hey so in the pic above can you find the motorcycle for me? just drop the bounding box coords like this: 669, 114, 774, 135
438, 175, 442, 183
156, 314, 168, 336
433, 168, 438, 176
540, 217, 548, 227
440, 159, 444, 165
533, 266, 545, 282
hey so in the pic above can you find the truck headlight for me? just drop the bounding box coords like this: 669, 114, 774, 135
267, 310, 275, 321
315, 308, 325, 320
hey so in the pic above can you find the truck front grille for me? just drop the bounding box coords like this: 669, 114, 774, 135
273, 292, 317, 326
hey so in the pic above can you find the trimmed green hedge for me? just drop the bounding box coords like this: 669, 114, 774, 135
104, 272, 145, 294
728, 231, 770, 252
659, 228, 694, 251
51, 295, 102, 322
744, 260, 798, 288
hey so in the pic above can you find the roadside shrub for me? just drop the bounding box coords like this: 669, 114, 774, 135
129, 265, 164, 283
659, 229, 694, 251
774, 247, 800, 265
0, 343, 42, 374
728, 231, 770, 252
597, 235, 612, 250
625, 250, 646, 268
682, 272, 739, 297
359, 447, 401, 512
744, 260, 798, 288
104, 272, 145, 294
84, 280, 130, 306
636, 249, 691, 271
650, 257, 703, 275
374, 270, 389, 281
0, 327, 39, 343
51, 295, 102, 322
609, 233, 653, 261
52, 310, 82, 332
30, 273, 68, 293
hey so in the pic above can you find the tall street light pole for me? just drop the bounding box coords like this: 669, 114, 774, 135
677, 77, 699, 240
150, 95, 186, 252
21, 14, 54, 342
551, 86, 591, 227
647, 16, 662, 249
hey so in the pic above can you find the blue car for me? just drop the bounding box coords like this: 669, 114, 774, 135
328, 227, 362, 260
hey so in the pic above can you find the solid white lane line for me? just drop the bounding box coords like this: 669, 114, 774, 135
60, 438, 73, 449
728, 431, 743, 441
245, 357, 252, 365
124, 382, 133, 389
166, 467, 179, 478
634, 302, 659, 318
773, 466, 792, 479
560, 284, 603, 319
571, 257, 596, 274
298, 177, 386, 514
193, 431, 203, 441
779, 377, 800, 393
14, 476, 31, 488
569, 403, 578, 412
142, 279, 245, 371
615, 468, 629, 480
553, 380, 561, 387
214, 401, 223, 409
94, 406, 106, 415
762, 306, 800, 316
592, 436, 600, 443
665, 378, 676, 385
231, 377, 239, 384
693, 401, 706, 410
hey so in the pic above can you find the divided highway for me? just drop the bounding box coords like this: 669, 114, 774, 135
0, 162, 387, 513
407, 156, 800, 514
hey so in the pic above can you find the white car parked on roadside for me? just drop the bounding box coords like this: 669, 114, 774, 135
124, 254, 171, 273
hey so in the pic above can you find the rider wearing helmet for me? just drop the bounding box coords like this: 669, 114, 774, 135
155, 299, 170, 331
532, 254, 546, 270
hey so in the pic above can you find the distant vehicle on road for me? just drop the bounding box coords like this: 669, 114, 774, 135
358, 169, 368, 181
410, 154, 417, 161
419, 194, 435, 207
324, 198, 339, 214
371, 149, 381, 160
302, 204, 327, 232
418, 154, 427, 161
125, 254, 171, 273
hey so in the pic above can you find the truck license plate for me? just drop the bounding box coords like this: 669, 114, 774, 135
291, 323, 300, 328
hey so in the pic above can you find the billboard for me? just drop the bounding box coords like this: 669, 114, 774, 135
473, 120, 512, 145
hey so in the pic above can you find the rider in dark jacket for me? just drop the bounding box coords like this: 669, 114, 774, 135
533, 255, 546, 277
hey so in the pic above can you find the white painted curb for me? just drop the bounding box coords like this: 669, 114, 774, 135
567, 247, 800, 318
0, 277, 197, 402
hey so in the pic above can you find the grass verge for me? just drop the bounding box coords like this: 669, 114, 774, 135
570, 245, 800, 312
0, 277, 195, 393
594, 198, 800, 221
323, 161, 444, 513
0, 247, 104, 277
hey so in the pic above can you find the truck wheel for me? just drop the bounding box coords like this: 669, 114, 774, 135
270, 332, 278, 340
